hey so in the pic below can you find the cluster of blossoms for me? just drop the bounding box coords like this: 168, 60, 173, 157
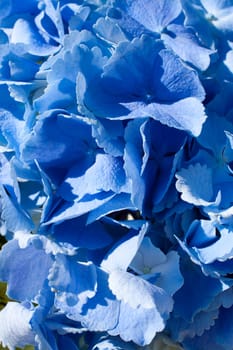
1, 0, 233, 349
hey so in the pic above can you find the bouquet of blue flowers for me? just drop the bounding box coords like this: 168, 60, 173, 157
1, 0, 233, 349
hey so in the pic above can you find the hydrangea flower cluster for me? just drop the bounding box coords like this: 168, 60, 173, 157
1, 0, 233, 349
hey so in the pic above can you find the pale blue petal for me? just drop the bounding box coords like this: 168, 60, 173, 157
58, 268, 120, 332
101, 224, 147, 271
0, 302, 35, 350
0, 109, 26, 157
201, 0, 233, 38
129, 239, 183, 295
126, 98, 206, 137
162, 24, 213, 70
0, 184, 34, 234
175, 163, 215, 206
11, 18, 58, 56
109, 296, 173, 346
192, 228, 233, 264
149, 251, 183, 296
113, 0, 182, 33
36, 0, 64, 41
130, 237, 166, 273
0, 153, 20, 201
201, 0, 233, 14
108, 269, 170, 310
94, 17, 127, 44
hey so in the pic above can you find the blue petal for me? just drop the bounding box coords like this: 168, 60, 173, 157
169, 307, 219, 342
182, 305, 233, 350
0, 85, 25, 118
181, 1, 215, 48
43, 192, 116, 225
100, 40, 205, 103
49, 254, 97, 305
0, 153, 20, 201
124, 118, 186, 215
151, 49, 205, 102
50, 215, 113, 249
91, 118, 125, 157
123, 119, 147, 212
173, 257, 224, 322
34, 79, 77, 113
0, 0, 11, 23
0, 0, 38, 20
0, 239, 53, 301
197, 112, 233, 156
86, 193, 135, 223
59, 153, 128, 201
22, 110, 95, 184
201, 0, 233, 14
57, 268, 120, 332
185, 219, 220, 249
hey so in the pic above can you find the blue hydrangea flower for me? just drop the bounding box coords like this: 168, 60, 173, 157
78, 34, 206, 137
107, 0, 213, 70
1, 1, 233, 349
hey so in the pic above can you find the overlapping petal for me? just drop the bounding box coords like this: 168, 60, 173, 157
1, 1, 233, 349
